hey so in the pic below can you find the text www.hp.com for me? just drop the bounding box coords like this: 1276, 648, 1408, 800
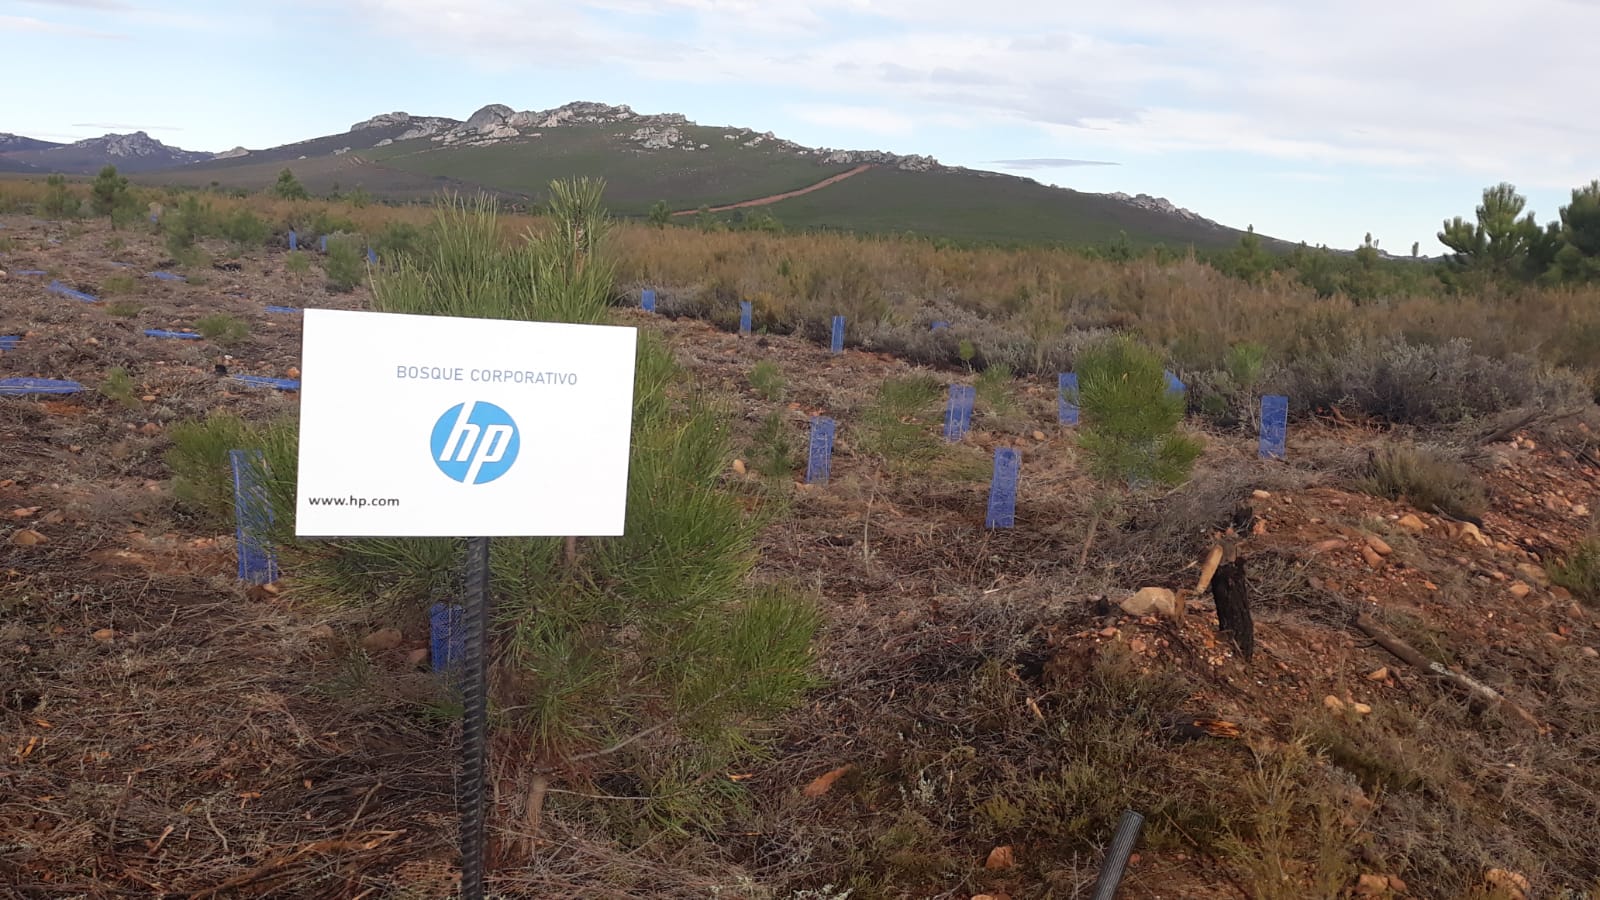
306, 495, 400, 509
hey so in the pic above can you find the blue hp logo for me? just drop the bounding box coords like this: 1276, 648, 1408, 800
430, 401, 520, 485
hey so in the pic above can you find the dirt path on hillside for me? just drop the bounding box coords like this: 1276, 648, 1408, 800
670, 164, 872, 216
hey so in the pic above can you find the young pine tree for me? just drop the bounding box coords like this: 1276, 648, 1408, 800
1073, 333, 1204, 564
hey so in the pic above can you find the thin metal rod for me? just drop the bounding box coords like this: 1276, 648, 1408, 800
458, 536, 493, 900
1090, 808, 1145, 900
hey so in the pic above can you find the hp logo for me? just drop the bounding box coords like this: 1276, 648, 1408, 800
429, 401, 521, 485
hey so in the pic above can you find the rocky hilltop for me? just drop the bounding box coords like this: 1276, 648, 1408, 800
68, 131, 209, 165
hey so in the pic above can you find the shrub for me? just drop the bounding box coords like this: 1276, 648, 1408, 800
195, 313, 250, 346
1076, 334, 1203, 488
41, 174, 78, 218
749, 409, 800, 478
273, 168, 308, 201
1358, 444, 1487, 521
1272, 336, 1586, 426
748, 360, 785, 401
105, 300, 142, 317
323, 235, 365, 293
975, 362, 1017, 418
219, 208, 270, 251
90, 165, 130, 218
101, 274, 139, 296
98, 367, 139, 408
163, 194, 214, 256
1549, 537, 1600, 607
285, 250, 311, 275
857, 374, 944, 471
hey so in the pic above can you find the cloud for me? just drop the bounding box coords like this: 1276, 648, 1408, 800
16, 0, 131, 8
0, 14, 124, 37
787, 104, 918, 137
320, 0, 1600, 188
72, 122, 183, 131
990, 158, 1120, 169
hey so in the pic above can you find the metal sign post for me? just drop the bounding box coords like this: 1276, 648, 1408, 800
457, 536, 492, 899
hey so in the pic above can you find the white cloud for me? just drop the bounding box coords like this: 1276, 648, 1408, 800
0, 13, 123, 38
787, 104, 917, 137
328, 0, 1600, 187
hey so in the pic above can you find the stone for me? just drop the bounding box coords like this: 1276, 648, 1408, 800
984, 845, 1015, 870
1311, 539, 1348, 553
1323, 695, 1346, 711
1367, 667, 1389, 681
360, 627, 403, 652
1366, 535, 1393, 556
1582, 646, 1599, 658
1351, 702, 1373, 715
1484, 868, 1529, 900
1355, 873, 1389, 895
1252, 489, 1271, 499
1508, 582, 1533, 599
1032, 431, 1046, 441
1397, 514, 1426, 533
1361, 546, 1385, 568
1119, 587, 1178, 618
1516, 563, 1549, 587
1457, 522, 1490, 546
731, 459, 747, 475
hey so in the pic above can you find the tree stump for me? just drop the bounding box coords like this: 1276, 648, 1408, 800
1212, 557, 1254, 660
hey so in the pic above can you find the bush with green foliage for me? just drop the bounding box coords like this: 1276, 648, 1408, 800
195, 313, 250, 346
162, 194, 214, 258
1549, 536, 1600, 607
748, 360, 785, 401
273, 168, 309, 201
41, 174, 77, 218
1073, 333, 1204, 562
90, 165, 135, 225
219, 207, 270, 251
857, 374, 944, 472
323, 235, 365, 292
98, 367, 139, 409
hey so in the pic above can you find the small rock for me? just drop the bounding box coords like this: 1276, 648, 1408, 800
1355, 873, 1390, 895
1386, 876, 1408, 893
1119, 587, 1178, 618
1323, 695, 1346, 711
1251, 519, 1268, 536
1516, 563, 1549, 587
731, 458, 747, 475
1366, 535, 1393, 556
1457, 522, 1490, 547
1367, 667, 1389, 681
306, 624, 335, 642
140, 394, 156, 402
1351, 702, 1373, 715
92, 627, 115, 642
1098, 626, 1119, 638
984, 845, 1015, 870
360, 627, 403, 652
140, 422, 161, 435
1568, 603, 1587, 620
1508, 582, 1533, 599
1311, 538, 1348, 553
8, 529, 47, 546
1032, 430, 1046, 441
1252, 489, 1271, 499
1361, 546, 1384, 568
1582, 647, 1598, 658
1574, 504, 1590, 517
287, 366, 301, 379
405, 647, 430, 668
1484, 868, 1529, 900
1397, 514, 1426, 533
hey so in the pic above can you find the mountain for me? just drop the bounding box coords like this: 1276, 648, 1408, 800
0, 131, 212, 174
8, 103, 1266, 248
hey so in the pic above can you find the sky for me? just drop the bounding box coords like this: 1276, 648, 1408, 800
4, 0, 1598, 253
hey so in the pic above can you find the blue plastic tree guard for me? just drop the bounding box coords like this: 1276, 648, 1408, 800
147, 271, 186, 282
144, 329, 202, 340
1259, 394, 1289, 460
931, 320, 949, 330
288, 230, 298, 251
231, 375, 300, 391
739, 301, 752, 335
430, 602, 466, 674
229, 449, 279, 584
264, 305, 300, 314
944, 384, 976, 442
14, 269, 47, 276
47, 280, 98, 302
0, 335, 20, 352
1, 378, 83, 395
806, 416, 836, 485
641, 289, 656, 312
986, 447, 1020, 529
1165, 370, 1185, 394
366, 247, 378, 265
319, 235, 328, 253
1058, 372, 1080, 426
830, 315, 845, 353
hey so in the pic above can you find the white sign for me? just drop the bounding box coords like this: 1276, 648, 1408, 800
294, 308, 637, 537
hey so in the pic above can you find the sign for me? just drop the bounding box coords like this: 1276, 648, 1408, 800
294, 308, 638, 537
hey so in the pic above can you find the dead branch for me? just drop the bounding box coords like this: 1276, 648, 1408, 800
1353, 614, 1541, 732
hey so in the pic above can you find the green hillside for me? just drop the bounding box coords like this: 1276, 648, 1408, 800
363, 125, 852, 214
